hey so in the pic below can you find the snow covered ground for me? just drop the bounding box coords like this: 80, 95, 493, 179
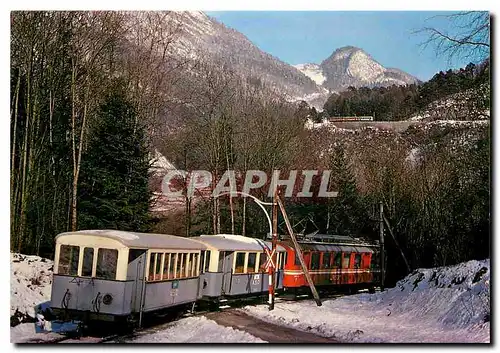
11, 323, 62, 344
10, 253, 53, 325
10, 252, 264, 343
122, 316, 265, 343
11, 252, 490, 343
243, 259, 490, 343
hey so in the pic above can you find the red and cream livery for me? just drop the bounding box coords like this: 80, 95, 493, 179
279, 234, 380, 293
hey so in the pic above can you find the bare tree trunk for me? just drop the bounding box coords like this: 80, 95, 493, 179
71, 58, 77, 231
11, 73, 21, 195
17, 58, 32, 252
10, 73, 21, 248
70, 57, 90, 231
212, 170, 218, 234
242, 195, 247, 237
225, 138, 235, 235
71, 91, 88, 231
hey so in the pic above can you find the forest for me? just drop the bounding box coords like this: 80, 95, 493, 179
10, 11, 490, 286
322, 60, 490, 121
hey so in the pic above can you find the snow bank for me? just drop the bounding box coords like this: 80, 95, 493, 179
243, 259, 490, 343
11, 323, 62, 344
125, 316, 266, 343
11, 253, 53, 326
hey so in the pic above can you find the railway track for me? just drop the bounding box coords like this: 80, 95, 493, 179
17, 290, 365, 343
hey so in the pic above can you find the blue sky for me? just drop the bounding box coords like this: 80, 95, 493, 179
206, 11, 483, 81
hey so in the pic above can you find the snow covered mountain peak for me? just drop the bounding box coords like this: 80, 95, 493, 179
346, 49, 385, 81
294, 45, 419, 93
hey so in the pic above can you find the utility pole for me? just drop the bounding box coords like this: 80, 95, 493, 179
379, 201, 385, 290
383, 214, 411, 274
269, 189, 279, 310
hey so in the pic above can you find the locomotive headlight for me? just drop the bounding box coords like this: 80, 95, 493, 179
103, 294, 113, 305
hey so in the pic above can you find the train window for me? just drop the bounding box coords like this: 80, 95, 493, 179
235, 252, 245, 273
187, 253, 193, 277
302, 252, 310, 267
311, 252, 320, 270
163, 253, 170, 279
259, 252, 267, 272
322, 252, 331, 269
191, 253, 196, 276
175, 253, 181, 278
170, 254, 177, 278
294, 252, 303, 266
282, 253, 287, 269
58, 245, 79, 276
333, 252, 342, 268
205, 251, 211, 272
200, 251, 205, 273
128, 249, 144, 263
218, 251, 225, 272
96, 248, 118, 280
247, 253, 257, 273
155, 253, 163, 280
371, 253, 379, 269
182, 253, 188, 278
342, 253, 351, 269
354, 254, 362, 269
277, 253, 285, 270
193, 253, 199, 276
178, 253, 185, 278
148, 253, 155, 280
82, 247, 94, 277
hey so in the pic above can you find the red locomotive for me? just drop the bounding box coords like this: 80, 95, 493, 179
279, 234, 381, 295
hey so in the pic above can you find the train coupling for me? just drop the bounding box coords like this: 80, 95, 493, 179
34, 301, 83, 335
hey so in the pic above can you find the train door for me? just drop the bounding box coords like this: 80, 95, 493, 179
219, 251, 234, 295
127, 249, 147, 312
76, 247, 95, 312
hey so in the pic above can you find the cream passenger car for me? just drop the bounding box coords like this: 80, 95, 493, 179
51, 230, 206, 324
192, 234, 287, 299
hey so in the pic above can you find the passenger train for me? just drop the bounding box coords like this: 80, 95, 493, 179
329, 116, 374, 122
48, 230, 381, 329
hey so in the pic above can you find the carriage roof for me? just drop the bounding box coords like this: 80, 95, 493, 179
280, 239, 375, 253
298, 242, 375, 253
56, 230, 206, 250
191, 234, 286, 252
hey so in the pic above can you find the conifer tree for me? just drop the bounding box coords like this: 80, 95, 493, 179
327, 145, 365, 235
78, 82, 151, 231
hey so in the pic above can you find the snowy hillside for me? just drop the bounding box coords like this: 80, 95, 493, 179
243, 259, 490, 343
293, 63, 327, 85
168, 12, 324, 106
11, 253, 53, 327
409, 84, 490, 122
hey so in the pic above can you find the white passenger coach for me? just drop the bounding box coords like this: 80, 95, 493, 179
50, 230, 285, 326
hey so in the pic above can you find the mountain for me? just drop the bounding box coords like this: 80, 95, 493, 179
144, 13, 420, 110
295, 46, 420, 92
170, 12, 328, 107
